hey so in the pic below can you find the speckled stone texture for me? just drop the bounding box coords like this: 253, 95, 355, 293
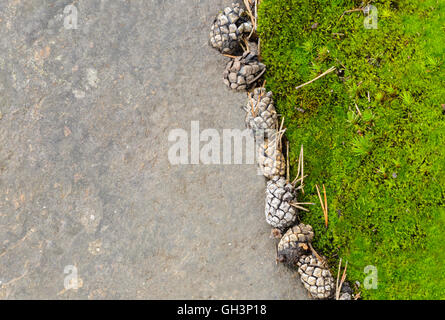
0, 0, 308, 299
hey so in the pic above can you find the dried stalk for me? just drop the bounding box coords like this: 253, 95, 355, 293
336, 258, 342, 300
315, 184, 324, 210
293, 149, 302, 185
250, 95, 256, 115
258, 38, 261, 57
286, 141, 290, 183
290, 203, 310, 212
223, 54, 240, 59
316, 184, 328, 228
300, 144, 304, 194
276, 117, 285, 150
292, 202, 315, 205
339, 7, 364, 21
254, 87, 264, 114
243, 0, 256, 39
292, 174, 308, 185
243, 37, 250, 52
336, 259, 348, 300
239, 40, 246, 52
295, 66, 336, 90
269, 118, 283, 142
354, 102, 362, 117
308, 243, 327, 268
323, 184, 328, 225
246, 68, 266, 85
291, 144, 305, 187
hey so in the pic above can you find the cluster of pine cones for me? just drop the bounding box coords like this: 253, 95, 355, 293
209, 2, 351, 300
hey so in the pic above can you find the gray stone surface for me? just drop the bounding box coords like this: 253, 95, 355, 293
0, 0, 308, 299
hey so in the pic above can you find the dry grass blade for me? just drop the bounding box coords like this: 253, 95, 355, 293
292, 174, 307, 185
335, 259, 348, 300
308, 243, 327, 267
315, 184, 323, 209
262, 79, 266, 88
315, 184, 328, 226
254, 87, 264, 115
292, 146, 302, 185
286, 141, 290, 183
253, 0, 259, 39
290, 203, 310, 212
246, 68, 266, 85
340, 261, 348, 288
323, 184, 328, 228
276, 117, 285, 150
339, 7, 364, 21
222, 54, 240, 59
243, 0, 255, 22
243, 0, 256, 39
269, 117, 284, 142
240, 40, 246, 52
258, 38, 261, 57
243, 37, 250, 52
300, 144, 304, 194
354, 102, 362, 117
336, 258, 343, 300
292, 202, 315, 205
275, 127, 286, 151
295, 66, 336, 90
249, 96, 256, 115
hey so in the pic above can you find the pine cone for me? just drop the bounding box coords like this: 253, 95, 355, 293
209, 3, 253, 54
277, 223, 314, 266
223, 51, 266, 91
244, 88, 278, 137
297, 255, 335, 299
338, 281, 353, 300
265, 176, 298, 229
339, 292, 352, 300
257, 138, 285, 179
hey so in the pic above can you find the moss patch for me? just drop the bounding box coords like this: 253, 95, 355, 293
258, 0, 445, 299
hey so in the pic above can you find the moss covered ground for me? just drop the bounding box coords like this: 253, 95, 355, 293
258, 0, 445, 299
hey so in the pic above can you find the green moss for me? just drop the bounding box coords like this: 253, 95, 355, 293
258, 0, 445, 299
